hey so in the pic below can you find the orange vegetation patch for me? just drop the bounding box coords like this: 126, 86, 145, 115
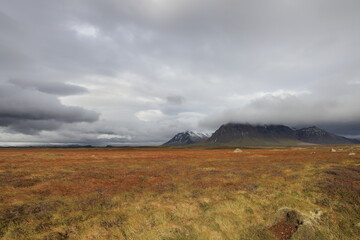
0, 146, 357, 202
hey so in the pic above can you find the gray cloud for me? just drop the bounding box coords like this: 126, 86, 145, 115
166, 95, 185, 105
0, 0, 359, 144
0, 81, 99, 134
10, 79, 88, 96
200, 81, 360, 135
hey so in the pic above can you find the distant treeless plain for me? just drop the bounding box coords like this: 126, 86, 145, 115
0, 146, 359, 239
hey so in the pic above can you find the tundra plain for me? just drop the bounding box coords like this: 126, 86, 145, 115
0, 146, 359, 240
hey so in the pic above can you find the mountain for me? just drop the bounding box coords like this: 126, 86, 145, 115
205, 123, 302, 146
295, 126, 358, 144
162, 131, 211, 146
204, 123, 358, 146
163, 124, 358, 147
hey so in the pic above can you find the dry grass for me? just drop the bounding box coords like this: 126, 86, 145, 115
0, 146, 359, 239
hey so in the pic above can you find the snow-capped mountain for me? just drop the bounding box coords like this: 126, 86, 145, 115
162, 131, 212, 146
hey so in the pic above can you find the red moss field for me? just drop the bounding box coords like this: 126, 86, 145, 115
0, 146, 359, 239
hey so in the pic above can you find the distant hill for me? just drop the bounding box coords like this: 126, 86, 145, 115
205, 123, 302, 146
204, 123, 358, 146
295, 126, 358, 144
162, 131, 211, 146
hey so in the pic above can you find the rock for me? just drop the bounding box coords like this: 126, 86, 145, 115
234, 148, 243, 153
349, 152, 356, 156
310, 152, 316, 154
331, 148, 337, 153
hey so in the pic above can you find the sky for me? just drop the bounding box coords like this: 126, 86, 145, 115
0, 0, 360, 146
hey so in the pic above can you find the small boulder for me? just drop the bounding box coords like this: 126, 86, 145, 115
331, 148, 337, 153
234, 148, 242, 153
349, 152, 356, 156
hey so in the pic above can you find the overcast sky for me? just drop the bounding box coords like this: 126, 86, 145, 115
0, 0, 360, 146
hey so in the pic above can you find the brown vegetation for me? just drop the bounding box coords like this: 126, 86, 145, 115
0, 146, 359, 239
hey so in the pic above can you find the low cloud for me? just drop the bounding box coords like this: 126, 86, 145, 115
200, 82, 360, 136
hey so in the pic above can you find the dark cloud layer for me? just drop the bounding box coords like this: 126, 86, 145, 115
0, 82, 99, 134
0, 0, 359, 145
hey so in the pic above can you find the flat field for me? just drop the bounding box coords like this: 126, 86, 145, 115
0, 146, 359, 240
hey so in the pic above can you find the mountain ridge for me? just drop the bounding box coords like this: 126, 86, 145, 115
295, 126, 357, 144
205, 123, 302, 146
163, 123, 359, 146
